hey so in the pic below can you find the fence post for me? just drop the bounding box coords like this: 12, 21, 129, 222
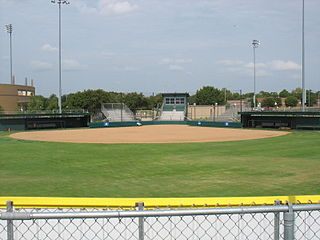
136, 201, 144, 240
6, 200, 14, 240
284, 202, 295, 240
274, 200, 281, 240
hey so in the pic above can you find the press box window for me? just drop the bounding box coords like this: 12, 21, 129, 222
17, 90, 27, 96
176, 98, 185, 104
166, 98, 175, 104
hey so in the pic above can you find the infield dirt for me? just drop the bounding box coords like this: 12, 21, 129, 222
10, 125, 289, 144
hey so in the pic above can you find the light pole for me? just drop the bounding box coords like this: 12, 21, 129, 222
51, 0, 70, 114
5, 24, 13, 84
301, 0, 306, 111
252, 40, 260, 109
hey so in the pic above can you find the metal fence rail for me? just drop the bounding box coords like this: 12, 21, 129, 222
1, 201, 320, 240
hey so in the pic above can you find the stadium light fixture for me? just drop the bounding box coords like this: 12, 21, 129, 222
5, 24, 13, 84
252, 39, 260, 109
50, 0, 70, 114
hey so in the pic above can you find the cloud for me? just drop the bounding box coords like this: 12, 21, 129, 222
269, 60, 301, 70
226, 67, 270, 77
76, 0, 138, 16
216, 60, 245, 65
244, 62, 268, 68
160, 58, 192, 73
160, 58, 193, 65
41, 44, 58, 52
255, 69, 271, 77
218, 59, 301, 77
169, 65, 184, 71
31, 60, 54, 71
62, 59, 86, 71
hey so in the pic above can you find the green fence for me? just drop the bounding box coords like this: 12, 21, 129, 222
89, 121, 242, 128
0, 119, 26, 131
187, 121, 242, 128
0, 113, 90, 131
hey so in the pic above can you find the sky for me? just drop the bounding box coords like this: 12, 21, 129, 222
0, 0, 319, 96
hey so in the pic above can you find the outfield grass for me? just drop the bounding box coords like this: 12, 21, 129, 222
0, 129, 319, 198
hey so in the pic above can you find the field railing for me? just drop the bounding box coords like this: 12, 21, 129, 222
0, 200, 320, 240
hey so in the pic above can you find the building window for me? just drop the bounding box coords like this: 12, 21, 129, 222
27, 91, 34, 96
176, 98, 185, 104
17, 90, 26, 96
165, 98, 175, 104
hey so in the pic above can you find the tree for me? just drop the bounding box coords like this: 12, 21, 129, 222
63, 89, 118, 112
285, 96, 298, 107
257, 91, 271, 98
46, 94, 58, 110
124, 92, 149, 113
279, 89, 290, 98
261, 97, 282, 108
27, 95, 48, 111
306, 90, 317, 107
188, 94, 196, 105
148, 94, 163, 109
195, 86, 224, 105
0, 105, 4, 113
291, 88, 302, 99
228, 92, 241, 100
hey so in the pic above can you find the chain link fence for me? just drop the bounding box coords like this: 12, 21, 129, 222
1, 201, 319, 240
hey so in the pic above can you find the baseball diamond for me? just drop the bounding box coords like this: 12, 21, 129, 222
10, 125, 289, 144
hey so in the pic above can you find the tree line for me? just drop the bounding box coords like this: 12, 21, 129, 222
26, 86, 320, 113
27, 90, 163, 113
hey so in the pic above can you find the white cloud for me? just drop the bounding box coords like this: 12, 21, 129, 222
269, 60, 301, 70
31, 60, 54, 71
244, 62, 268, 68
160, 58, 193, 65
255, 69, 271, 77
76, 0, 138, 16
216, 60, 245, 65
226, 67, 270, 77
41, 44, 58, 52
62, 59, 86, 71
218, 59, 301, 77
169, 65, 184, 71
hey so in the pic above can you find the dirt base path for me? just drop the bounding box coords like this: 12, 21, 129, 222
10, 125, 289, 144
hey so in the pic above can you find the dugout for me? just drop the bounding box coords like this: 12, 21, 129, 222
0, 113, 90, 131
240, 111, 320, 129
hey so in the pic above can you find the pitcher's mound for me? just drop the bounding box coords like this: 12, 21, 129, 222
10, 125, 289, 144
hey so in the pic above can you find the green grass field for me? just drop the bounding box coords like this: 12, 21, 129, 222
0, 129, 319, 198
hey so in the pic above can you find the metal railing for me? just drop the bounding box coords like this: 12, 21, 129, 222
101, 103, 135, 122
1, 201, 319, 240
